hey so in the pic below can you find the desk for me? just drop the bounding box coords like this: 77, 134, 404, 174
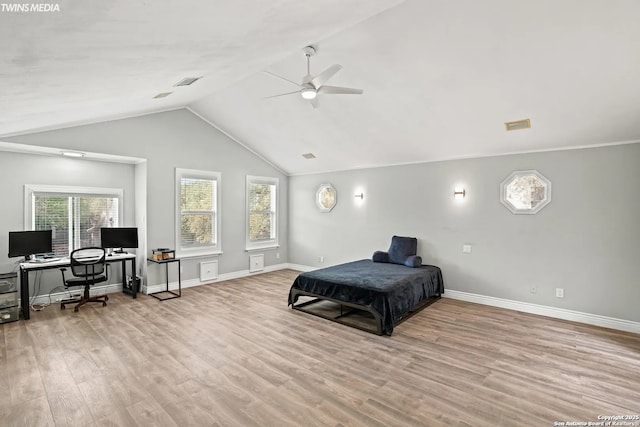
19, 253, 137, 320
147, 258, 181, 300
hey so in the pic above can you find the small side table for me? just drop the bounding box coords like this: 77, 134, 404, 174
147, 258, 181, 300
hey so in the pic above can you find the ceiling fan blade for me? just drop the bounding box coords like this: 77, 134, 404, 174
263, 71, 303, 88
318, 85, 363, 95
309, 97, 319, 109
310, 64, 342, 89
263, 90, 301, 99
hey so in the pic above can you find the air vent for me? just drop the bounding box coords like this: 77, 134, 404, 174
174, 77, 201, 87
302, 153, 316, 159
505, 118, 531, 131
153, 92, 172, 99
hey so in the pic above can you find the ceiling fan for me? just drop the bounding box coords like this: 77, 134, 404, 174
264, 45, 363, 108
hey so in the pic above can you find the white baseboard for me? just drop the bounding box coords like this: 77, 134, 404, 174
31, 264, 638, 335
444, 290, 640, 335
230, 263, 640, 334
285, 263, 316, 272
142, 262, 294, 294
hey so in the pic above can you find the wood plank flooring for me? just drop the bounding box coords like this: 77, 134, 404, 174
1, 269, 639, 426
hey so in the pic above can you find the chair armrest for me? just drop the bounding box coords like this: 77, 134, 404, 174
372, 251, 389, 263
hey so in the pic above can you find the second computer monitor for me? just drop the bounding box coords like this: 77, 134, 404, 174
100, 227, 138, 253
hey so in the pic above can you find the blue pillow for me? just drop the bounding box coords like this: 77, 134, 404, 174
404, 255, 422, 268
388, 236, 418, 265
372, 251, 389, 263
372, 236, 422, 267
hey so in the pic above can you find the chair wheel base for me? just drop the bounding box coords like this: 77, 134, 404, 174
61, 296, 108, 312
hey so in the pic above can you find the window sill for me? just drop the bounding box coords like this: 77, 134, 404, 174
245, 245, 279, 252
176, 250, 223, 259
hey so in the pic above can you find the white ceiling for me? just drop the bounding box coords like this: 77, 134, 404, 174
2, 0, 640, 175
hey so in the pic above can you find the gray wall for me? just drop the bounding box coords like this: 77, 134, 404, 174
289, 143, 640, 322
0, 151, 136, 294
4, 108, 289, 288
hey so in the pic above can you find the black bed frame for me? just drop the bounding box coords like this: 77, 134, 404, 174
289, 289, 441, 336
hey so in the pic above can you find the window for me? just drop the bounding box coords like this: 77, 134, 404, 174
176, 168, 221, 257
25, 185, 123, 257
500, 170, 552, 214
316, 183, 337, 212
246, 175, 278, 250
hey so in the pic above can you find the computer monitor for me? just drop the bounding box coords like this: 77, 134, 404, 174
8, 230, 53, 258
100, 227, 138, 253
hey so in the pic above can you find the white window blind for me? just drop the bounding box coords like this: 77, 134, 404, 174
25, 185, 122, 257
246, 176, 278, 250
176, 168, 221, 257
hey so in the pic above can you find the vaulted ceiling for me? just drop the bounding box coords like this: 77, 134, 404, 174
2, 0, 640, 175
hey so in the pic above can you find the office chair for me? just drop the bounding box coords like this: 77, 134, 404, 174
60, 247, 109, 312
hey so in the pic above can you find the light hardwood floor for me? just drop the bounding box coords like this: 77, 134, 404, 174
1, 269, 639, 426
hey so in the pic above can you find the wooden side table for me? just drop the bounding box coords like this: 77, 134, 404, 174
147, 258, 181, 300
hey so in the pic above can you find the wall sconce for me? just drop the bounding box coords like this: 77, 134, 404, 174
454, 187, 466, 200
354, 193, 364, 199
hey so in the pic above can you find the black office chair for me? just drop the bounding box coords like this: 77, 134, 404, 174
60, 247, 109, 312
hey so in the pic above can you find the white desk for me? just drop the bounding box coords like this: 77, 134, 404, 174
19, 253, 137, 320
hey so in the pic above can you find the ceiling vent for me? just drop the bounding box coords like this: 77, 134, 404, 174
302, 153, 316, 159
174, 77, 202, 87
505, 118, 531, 131
153, 92, 172, 99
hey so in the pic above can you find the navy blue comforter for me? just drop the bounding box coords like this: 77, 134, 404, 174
288, 259, 444, 335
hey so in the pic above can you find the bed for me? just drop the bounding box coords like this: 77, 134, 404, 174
288, 259, 444, 335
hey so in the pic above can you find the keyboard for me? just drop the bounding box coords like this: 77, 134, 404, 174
31, 257, 61, 263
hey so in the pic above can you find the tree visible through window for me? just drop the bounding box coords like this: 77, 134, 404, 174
175, 168, 221, 256
180, 178, 216, 247
27, 185, 121, 257
246, 176, 278, 250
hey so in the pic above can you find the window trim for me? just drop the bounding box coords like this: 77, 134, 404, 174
175, 168, 222, 258
24, 184, 124, 255
245, 175, 279, 251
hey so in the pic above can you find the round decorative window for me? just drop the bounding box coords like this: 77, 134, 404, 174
500, 170, 551, 214
316, 183, 337, 212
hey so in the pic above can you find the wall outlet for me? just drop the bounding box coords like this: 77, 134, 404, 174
276, 252, 280, 259
462, 244, 472, 254
530, 285, 537, 294
318, 256, 324, 263
556, 288, 564, 298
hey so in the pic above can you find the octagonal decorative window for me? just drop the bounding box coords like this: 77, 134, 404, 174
500, 170, 551, 214
316, 183, 337, 212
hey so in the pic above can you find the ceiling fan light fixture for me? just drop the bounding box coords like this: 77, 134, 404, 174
301, 88, 317, 100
